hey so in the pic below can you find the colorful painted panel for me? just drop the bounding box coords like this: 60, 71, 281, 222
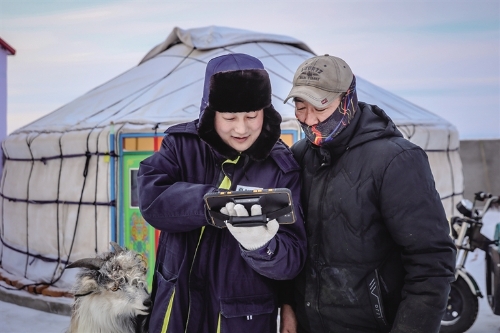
123, 137, 162, 152
280, 133, 295, 147
281, 130, 300, 147
121, 152, 157, 288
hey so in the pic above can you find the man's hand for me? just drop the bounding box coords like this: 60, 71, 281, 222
280, 304, 297, 333
221, 202, 279, 250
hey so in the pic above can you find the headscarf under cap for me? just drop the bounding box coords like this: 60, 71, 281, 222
299, 76, 358, 146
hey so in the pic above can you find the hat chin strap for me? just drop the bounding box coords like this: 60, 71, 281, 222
198, 105, 281, 161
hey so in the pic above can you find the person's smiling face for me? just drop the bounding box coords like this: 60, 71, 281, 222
214, 110, 264, 152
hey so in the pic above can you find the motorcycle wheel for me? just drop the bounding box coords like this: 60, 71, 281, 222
440, 276, 479, 333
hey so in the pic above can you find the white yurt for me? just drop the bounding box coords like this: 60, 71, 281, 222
0, 26, 462, 292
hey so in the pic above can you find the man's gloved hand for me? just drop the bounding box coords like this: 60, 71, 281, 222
221, 202, 279, 251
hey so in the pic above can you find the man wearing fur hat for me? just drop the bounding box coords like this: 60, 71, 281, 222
137, 53, 306, 333
280, 55, 456, 333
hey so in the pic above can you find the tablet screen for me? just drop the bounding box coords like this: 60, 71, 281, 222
203, 188, 296, 228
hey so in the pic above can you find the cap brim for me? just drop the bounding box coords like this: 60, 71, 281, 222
284, 85, 342, 109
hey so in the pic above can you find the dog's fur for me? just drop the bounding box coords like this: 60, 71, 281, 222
66, 242, 151, 333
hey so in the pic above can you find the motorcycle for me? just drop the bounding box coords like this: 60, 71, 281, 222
440, 191, 500, 333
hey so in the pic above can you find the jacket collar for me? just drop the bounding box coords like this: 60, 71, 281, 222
318, 102, 402, 157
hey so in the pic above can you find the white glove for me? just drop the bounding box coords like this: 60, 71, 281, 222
221, 202, 279, 251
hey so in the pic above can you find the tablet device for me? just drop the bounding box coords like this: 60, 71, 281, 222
204, 188, 296, 228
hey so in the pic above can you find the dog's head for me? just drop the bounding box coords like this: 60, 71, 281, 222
67, 242, 152, 316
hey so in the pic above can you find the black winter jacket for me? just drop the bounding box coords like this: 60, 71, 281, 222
290, 102, 456, 333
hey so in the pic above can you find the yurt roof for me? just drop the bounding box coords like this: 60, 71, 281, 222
12, 25, 452, 136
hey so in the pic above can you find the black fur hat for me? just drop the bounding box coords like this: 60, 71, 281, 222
209, 69, 271, 113
197, 54, 282, 161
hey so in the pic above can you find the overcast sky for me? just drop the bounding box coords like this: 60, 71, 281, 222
0, 0, 498, 139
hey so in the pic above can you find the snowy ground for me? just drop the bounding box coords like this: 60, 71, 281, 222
1, 210, 500, 333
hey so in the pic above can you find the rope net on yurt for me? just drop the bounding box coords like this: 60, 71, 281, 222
0, 26, 462, 293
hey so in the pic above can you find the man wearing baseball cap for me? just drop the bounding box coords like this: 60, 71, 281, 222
280, 55, 456, 333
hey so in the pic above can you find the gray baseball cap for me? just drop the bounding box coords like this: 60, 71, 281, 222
284, 55, 353, 109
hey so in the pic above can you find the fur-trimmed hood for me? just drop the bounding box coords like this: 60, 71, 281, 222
197, 53, 282, 161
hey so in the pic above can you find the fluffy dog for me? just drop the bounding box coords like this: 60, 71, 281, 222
65, 242, 151, 333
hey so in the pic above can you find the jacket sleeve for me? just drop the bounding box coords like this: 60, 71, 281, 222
137, 135, 217, 233
240, 160, 308, 281
379, 147, 456, 333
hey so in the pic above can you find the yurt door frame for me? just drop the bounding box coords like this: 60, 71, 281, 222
118, 132, 162, 287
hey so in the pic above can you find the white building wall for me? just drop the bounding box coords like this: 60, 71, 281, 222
0, 47, 7, 177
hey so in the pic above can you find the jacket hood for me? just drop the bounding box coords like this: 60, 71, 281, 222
197, 53, 282, 161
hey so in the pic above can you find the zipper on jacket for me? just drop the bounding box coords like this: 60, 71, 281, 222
161, 288, 176, 333
184, 158, 237, 332
219, 156, 240, 189
184, 226, 206, 333
217, 312, 222, 333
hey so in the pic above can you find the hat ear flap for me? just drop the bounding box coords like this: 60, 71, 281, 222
243, 105, 282, 161
197, 106, 240, 160
198, 105, 282, 162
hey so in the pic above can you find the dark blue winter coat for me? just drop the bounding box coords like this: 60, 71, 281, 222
137, 120, 307, 333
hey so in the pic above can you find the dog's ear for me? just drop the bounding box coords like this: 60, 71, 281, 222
74, 276, 99, 297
